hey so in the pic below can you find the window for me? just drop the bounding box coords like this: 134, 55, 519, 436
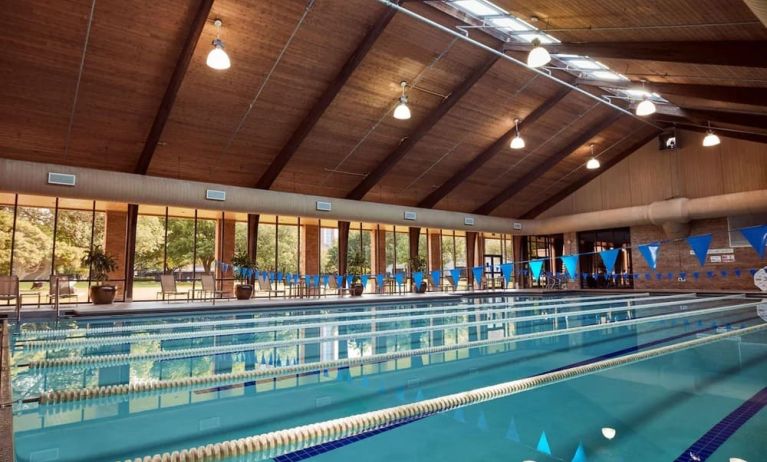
578, 228, 633, 289
320, 224, 339, 273
277, 219, 299, 273
256, 221, 276, 271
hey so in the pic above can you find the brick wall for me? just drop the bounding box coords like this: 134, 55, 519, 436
630, 218, 764, 292
104, 211, 127, 299
429, 233, 441, 272
301, 224, 319, 275
216, 219, 236, 294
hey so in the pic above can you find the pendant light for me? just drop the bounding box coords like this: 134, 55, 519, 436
702, 121, 721, 147
510, 118, 525, 149
527, 38, 551, 68
586, 144, 600, 169
393, 81, 411, 120
635, 80, 656, 116
207, 19, 231, 70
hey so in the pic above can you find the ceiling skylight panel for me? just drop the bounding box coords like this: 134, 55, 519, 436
489, 17, 530, 31
589, 70, 627, 81
567, 59, 604, 70
453, 0, 503, 17
517, 32, 559, 44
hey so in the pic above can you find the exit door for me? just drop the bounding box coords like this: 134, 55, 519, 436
484, 254, 502, 289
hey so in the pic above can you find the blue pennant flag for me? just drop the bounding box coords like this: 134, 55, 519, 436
293, 274, 300, 284
449, 268, 462, 287
472, 267, 484, 287
693, 271, 700, 280
360, 274, 369, 288
571, 442, 587, 462
529, 260, 544, 279
412, 272, 423, 288
750, 268, 758, 276
638, 242, 661, 270
313, 275, 320, 287
276, 271, 283, 281
667, 272, 674, 280
395, 273, 404, 286
500, 263, 514, 285
707, 271, 715, 279
305, 275, 312, 286
376, 273, 384, 289
431, 270, 441, 287
720, 270, 728, 278
734, 269, 742, 277
560, 255, 579, 279
599, 248, 620, 274
335, 275, 344, 288
739, 225, 767, 258
322, 274, 329, 287
687, 234, 713, 266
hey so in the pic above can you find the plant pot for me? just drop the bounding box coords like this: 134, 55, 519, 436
235, 284, 254, 300
350, 282, 364, 296
414, 282, 427, 294
90, 285, 116, 305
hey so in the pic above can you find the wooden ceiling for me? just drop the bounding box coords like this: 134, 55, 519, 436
1, 0, 765, 219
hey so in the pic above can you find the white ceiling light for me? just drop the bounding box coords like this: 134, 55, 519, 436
586, 144, 600, 169
601, 427, 617, 440
527, 38, 551, 68
393, 81, 411, 120
206, 19, 231, 70
703, 122, 721, 147
510, 118, 525, 149
635, 98, 656, 116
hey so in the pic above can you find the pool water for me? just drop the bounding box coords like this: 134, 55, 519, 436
8, 293, 767, 462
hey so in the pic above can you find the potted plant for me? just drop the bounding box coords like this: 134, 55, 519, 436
348, 250, 367, 296
409, 255, 428, 294
82, 246, 118, 304
232, 251, 256, 300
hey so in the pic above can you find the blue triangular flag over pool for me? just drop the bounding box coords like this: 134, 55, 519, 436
529, 260, 544, 279
412, 272, 423, 288
360, 275, 369, 288
335, 275, 343, 287
638, 242, 661, 270
500, 263, 514, 285
687, 234, 713, 266
560, 255, 578, 278
431, 270, 441, 286
739, 225, 767, 258
571, 442, 587, 462
599, 248, 620, 274
395, 273, 404, 286
376, 273, 384, 289
449, 268, 462, 287
472, 267, 484, 286
537, 431, 552, 455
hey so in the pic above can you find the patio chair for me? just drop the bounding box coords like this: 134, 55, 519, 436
199, 274, 228, 304
0, 276, 21, 320
329, 275, 350, 296
48, 275, 79, 306
157, 274, 190, 302
258, 278, 285, 299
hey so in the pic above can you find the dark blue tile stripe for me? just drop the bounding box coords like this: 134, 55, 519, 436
673, 386, 767, 462
271, 316, 758, 461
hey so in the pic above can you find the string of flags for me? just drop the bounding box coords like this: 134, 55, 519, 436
214, 225, 767, 286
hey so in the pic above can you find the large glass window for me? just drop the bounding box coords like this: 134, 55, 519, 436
277, 218, 299, 273
384, 227, 409, 274
578, 227, 633, 289
13, 197, 56, 291
195, 216, 217, 276
234, 221, 248, 257
256, 222, 276, 271
0, 194, 15, 276
320, 224, 339, 273
134, 209, 165, 300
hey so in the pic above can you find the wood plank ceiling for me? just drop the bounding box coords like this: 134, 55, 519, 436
0, 0, 765, 219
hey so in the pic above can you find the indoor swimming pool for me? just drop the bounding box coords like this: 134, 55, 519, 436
8, 293, 767, 462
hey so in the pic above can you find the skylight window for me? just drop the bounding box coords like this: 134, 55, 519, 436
567, 59, 604, 70
589, 70, 626, 81
517, 32, 558, 44
453, 0, 502, 16
489, 17, 531, 32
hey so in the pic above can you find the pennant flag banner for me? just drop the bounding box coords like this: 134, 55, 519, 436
335, 275, 344, 288
599, 248, 620, 274
395, 273, 405, 286
431, 270, 441, 287
412, 272, 423, 288
740, 225, 767, 258
687, 234, 713, 266
376, 274, 384, 289
638, 242, 661, 270
529, 260, 544, 280
560, 255, 578, 279
277, 272, 283, 282
360, 275, 369, 288
450, 268, 462, 287
500, 263, 514, 285
322, 275, 329, 287
472, 267, 484, 286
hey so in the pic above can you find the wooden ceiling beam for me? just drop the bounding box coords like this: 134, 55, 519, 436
576, 78, 767, 107
473, 112, 623, 215
504, 41, 767, 68
345, 52, 501, 200
417, 86, 572, 209
667, 123, 767, 145
656, 108, 767, 131
255, 5, 399, 189
520, 129, 661, 219
134, 0, 214, 175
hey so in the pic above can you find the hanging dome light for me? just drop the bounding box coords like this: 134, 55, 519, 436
527, 38, 551, 68
586, 144, 600, 169
601, 428, 617, 440
510, 118, 525, 149
635, 98, 656, 116
393, 81, 411, 120
702, 121, 721, 147
207, 19, 231, 70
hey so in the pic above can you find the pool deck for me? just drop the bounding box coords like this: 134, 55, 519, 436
1, 288, 763, 319
0, 322, 13, 461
